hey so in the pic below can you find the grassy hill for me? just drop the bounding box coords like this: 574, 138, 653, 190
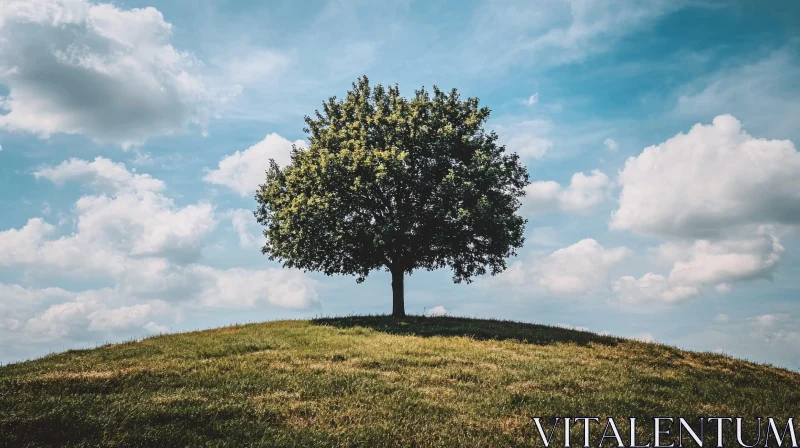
1, 316, 799, 447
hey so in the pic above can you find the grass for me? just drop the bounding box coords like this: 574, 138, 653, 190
1, 315, 799, 447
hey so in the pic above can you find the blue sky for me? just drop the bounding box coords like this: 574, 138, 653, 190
1, 0, 800, 370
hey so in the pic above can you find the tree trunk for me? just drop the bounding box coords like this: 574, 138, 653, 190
391, 268, 405, 318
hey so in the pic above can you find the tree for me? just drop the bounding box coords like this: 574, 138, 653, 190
255, 76, 529, 317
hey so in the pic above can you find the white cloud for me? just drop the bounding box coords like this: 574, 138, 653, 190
495, 119, 553, 160
603, 138, 618, 151
610, 116, 798, 307
24, 292, 170, 340
425, 306, 448, 317
35, 157, 164, 194
0, 283, 171, 345
0, 216, 138, 279
4, 265, 317, 348
86, 302, 168, 332
75, 193, 216, 261
192, 266, 318, 310
230, 209, 262, 248
666, 234, 784, 286
0, 157, 321, 361
0, 0, 218, 146
0, 144, 3, 151
612, 115, 800, 238
23, 296, 103, 341
143, 321, 169, 333
612, 273, 699, 306
0, 218, 55, 266
0, 283, 74, 335
745, 314, 800, 345
204, 133, 305, 196
496, 239, 631, 295
613, 233, 784, 307
750, 313, 790, 329
524, 170, 613, 213
16, 158, 218, 268
524, 93, 539, 106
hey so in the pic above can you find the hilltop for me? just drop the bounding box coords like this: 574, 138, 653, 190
1, 316, 798, 447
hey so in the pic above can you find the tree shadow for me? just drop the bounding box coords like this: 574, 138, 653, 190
310, 315, 621, 347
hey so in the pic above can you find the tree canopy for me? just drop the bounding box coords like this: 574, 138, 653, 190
255, 76, 529, 316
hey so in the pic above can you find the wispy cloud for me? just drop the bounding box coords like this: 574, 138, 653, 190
673, 48, 800, 141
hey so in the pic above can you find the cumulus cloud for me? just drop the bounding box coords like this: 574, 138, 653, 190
603, 138, 618, 151
0, 283, 74, 335
0, 0, 217, 146
204, 133, 305, 196
77, 194, 215, 261
0, 283, 170, 349
192, 266, 318, 310
612, 273, 699, 306
0, 217, 138, 278
143, 322, 169, 333
0, 157, 319, 360
19, 294, 102, 342
495, 119, 553, 160
610, 116, 796, 306
750, 313, 790, 329
524, 170, 613, 213
34, 157, 165, 193
8, 264, 318, 345
613, 233, 786, 307
666, 234, 784, 287
496, 239, 631, 295
612, 115, 800, 238
24, 292, 170, 341
86, 302, 168, 332
0, 218, 55, 267
24, 157, 217, 267
425, 306, 448, 317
